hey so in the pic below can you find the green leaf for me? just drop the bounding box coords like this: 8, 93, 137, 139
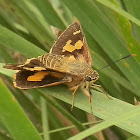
121, 0, 140, 64
68, 105, 140, 140
40, 97, 50, 140
37, 86, 140, 138
0, 79, 42, 140
4, 0, 54, 50
0, 25, 45, 58
29, 0, 66, 29
127, 136, 140, 140
108, 0, 140, 64
96, 0, 140, 26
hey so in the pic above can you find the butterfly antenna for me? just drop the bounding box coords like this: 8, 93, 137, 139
98, 54, 136, 71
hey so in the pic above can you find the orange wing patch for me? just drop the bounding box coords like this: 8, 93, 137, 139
62, 40, 83, 53
27, 71, 48, 81
73, 30, 81, 35
27, 71, 65, 82
75, 40, 83, 49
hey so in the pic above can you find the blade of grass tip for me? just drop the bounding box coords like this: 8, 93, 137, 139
40, 97, 50, 140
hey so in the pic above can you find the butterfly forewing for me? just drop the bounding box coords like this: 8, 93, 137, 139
50, 22, 92, 65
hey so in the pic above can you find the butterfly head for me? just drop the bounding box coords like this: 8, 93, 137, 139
85, 70, 99, 83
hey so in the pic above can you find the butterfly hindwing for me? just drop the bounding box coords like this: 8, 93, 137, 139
50, 22, 92, 65
4, 58, 73, 89
4, 58, 46, 71
14, 70, 72, 89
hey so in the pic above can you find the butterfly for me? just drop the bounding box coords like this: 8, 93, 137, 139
4, 21, 110, 113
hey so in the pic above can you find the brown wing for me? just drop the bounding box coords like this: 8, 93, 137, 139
13, 70, 72, 89
3, 58, 46, 71
4, 58, 72, 89
50, 22, 92, 65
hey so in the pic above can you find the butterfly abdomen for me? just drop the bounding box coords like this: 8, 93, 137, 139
38, 54, 67, 71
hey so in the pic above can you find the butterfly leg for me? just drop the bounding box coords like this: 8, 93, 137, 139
91, 84, 111, 99
71, 85, 79, 111
82, 82, 93, 114
82, 87, 93, 114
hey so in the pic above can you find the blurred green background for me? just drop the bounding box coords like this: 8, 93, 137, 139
0, 0, 140, 140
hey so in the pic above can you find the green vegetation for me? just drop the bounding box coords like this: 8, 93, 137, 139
0, 0, 140, 139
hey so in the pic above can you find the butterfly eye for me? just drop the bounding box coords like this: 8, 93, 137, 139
85, 76, 91, 81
